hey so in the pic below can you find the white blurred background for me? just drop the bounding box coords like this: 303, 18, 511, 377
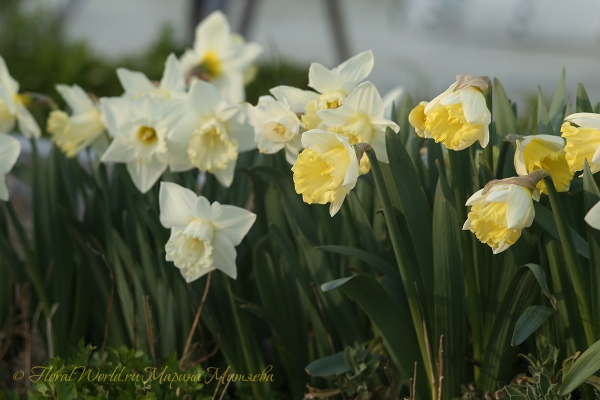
37, 0, 600, 106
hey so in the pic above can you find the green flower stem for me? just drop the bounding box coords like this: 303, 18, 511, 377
447, 149, 483, 374
545, 177, 595, 347
366, 148, 436, 400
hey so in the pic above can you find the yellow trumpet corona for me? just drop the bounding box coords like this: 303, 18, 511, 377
560, 113, 600, 174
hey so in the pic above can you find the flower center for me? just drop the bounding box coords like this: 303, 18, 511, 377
188, 123, 238, 172
199, 51, 222, 79
137, 126, 158, 145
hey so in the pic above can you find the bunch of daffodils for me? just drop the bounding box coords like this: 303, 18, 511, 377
463, 171, 546, 254
179, 10, 262, 103
513, 134, 573, 194
409, 74, 491, 151
0, 56, 41, 138
0, 133, 20, 201
159, 182, 256, 282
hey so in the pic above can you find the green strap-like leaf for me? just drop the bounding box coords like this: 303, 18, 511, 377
560, 338, 600, 395
583, 161, 600, 340
576, 83, 594, 113
537, 87, 555, 135
512, 305, 555, 346
533, 202, 589, 259
548, 69, 566, 133
305, 352, 350, 377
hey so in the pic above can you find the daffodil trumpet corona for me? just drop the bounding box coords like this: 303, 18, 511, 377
409, 74, 491, 151
463, 170, 548, 254
561, 113, 600, 174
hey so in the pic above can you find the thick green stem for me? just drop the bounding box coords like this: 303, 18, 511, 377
366, 148, 436, 400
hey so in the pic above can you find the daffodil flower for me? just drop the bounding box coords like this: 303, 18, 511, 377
0, 134, 20, 201
585, 201, 600, 230
179, 10, 262, 103
410, 74, 491, 151
292, 129, 359, 217
249, 85, 319, 164
513, 134, 572, 194
159, 182, 256, 282
317, 81, 400, 163
117, 53, 186, 100
561, 113, 600, 174
0, 55, 41, 138
47, 84, 105, 158
100, 96, 185, 193
302, 50, 374, 129
170, 80, 255, 187
463, 172, 546, 254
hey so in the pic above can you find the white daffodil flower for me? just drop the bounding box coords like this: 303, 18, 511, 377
249, 85, 319, 164
100, 96, 186, 193
170, 80, 255, 188
159, 182, 256, 282
179, 10, 262, 103
0, 55, 41, 138
0, 134, 20, 201
292, 129, 359, 217
302, 50, 374, 130
586, 201, 600, 231
561, 113, 600, 174
117, 53, 186, 101
317, 81, 400, 163
47, 84, 105, 158
463, 174, 543, 254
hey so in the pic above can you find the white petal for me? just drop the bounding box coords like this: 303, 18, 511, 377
369, 130, 388, 163
565, 113, 600, 130
159, 182, 197, 228
189, 196, 212, 219
341, 137, 359, 191
465, 189, 485, 206
213, 161, 236, 187
301, 129, 343, 150
170, 113, 199, 144
270, 86, 319, 114
211, 232, 238, 279
219, 73, 245, 103
0, 134, 21, 174
592, 144, 600, 166
193, 10, 231, 56
344, 82, 384, 116
514, 141, 528, 176
308, 63, 340, 94
160, 53, 186, 95
462, 219, 472, 230
16, 103, 41, 138
585, 201, 600, 230
117, 68, 156, 96
188, 80, 222, 116
126, 159, 168, 193
460, 87, 490, 124
101, 138, 134, 163
212, 205, 256, 246
0, 56, 19, 96
336, 50, 375, 94
329, 187, 346, 217
317, 105, 355, 128
424, 83, 456, 114
229, 121, 256, 152
100, 97, 132, 137
56, 84, 96, 114
506, 185, 533, 230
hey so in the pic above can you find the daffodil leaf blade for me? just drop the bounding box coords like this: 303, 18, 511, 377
577, 83, 594, 113
582, 160, 600, 339
432, 178, 468, 395
320, 273, 428, 396
533, 202, 589, 259
305, 351, 350, 377
493, 78, 519, 139
315, 245, 397, 278
560, 338, 600, 395
511, 305, 555, 346
537, 87, 555, 136
548, 69, 566, 133
397, 93, 414, 145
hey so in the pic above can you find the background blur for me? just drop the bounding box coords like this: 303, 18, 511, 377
5, 0, 600, 113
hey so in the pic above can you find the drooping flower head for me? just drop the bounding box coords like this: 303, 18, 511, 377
179, 10, 262, 103
463, 171, 547, 254
47, 84, 105, 158
317, 81, 399, 163
0, 134, 21, 201
410, 74, 491, 151
513, 134, 573, 194
560, 113, 600, 174
159, 182, 256, 282
248, 85, 318, 164
101, 96, 185, 193
302, 51, 374, 130
170, 80, 256, 187
292, 129, 359, 217
0, 55, 41, 138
